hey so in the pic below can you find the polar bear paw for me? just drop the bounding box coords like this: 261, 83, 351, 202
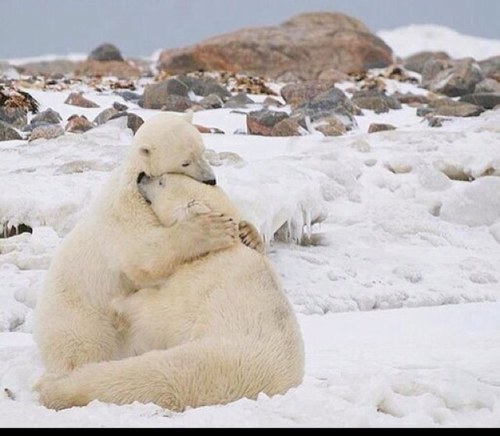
239, 221, 265, 254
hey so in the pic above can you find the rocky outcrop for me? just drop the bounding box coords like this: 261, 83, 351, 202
157, 12, 393, 79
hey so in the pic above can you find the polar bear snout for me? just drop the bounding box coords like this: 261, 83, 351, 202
203, 178, 216, 186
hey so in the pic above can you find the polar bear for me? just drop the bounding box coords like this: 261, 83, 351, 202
34, 113, 240, 375
36, 173, 304, 411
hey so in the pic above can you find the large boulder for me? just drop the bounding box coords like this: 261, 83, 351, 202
157, 12, 393, 79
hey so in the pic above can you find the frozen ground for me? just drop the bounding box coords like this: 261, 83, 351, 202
1, 26, 500, 427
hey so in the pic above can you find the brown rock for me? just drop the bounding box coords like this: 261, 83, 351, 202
475, 78, 500, 93
317, 68, 350, 83
64, 92, 100, 108
160, 95, 193, 112
157, 12, 393, 79
459, 93, 500, 110
315, 117, 347, 136
65, 115, 94, 133
194, 124, 225, 134
0, 107, 27, 129
429, 58, 484, 97
281, 81, 335, 107
368, 123, 397, 134
109, 112, 144, 134
246, 109, 289, 136
392, 92, 430, 106
431, 98, 484, 117
74, 60, 141, 79
271, 118, 302, 137
15, 60, 77, 77
262, 97, 284, 108
404, 51, 450, 74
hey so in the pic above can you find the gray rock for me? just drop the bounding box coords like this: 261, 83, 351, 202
416, 107, 434, 117
0, 120, 22, 141
475, 78, 500, 93
141, 79, 191, 109
421, 59, 452, 87
224, 92, 255, 108
246, 109, 289, 136
177, 75, 231, 100
15, 60, 77, 77
431, 98, 484, 117
29, 124, 64, 141
429, 58, 484, 97
109, 112, 144, 134
479, 56, 500, 79
112, 101, 128, 111
161, 95, 193, 112
0, 107, 27, 129
88, 43, 124, 62
199, 94, 223, 109
93, 107, 119, 125
403, 51, 450, 74
459, 93, 500, 110
114, 90, 142, 103
351, 90, 402, 114
30, 108, 62, 127
292, 87, 359, 130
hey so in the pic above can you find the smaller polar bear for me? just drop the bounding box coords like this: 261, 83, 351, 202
37, 174, 304, 411
34, 113, 240, 375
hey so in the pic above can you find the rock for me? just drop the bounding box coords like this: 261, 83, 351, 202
1, 223, 32, 239
74, 60, 141, 79
223, 92, 255, 108
391, 92, 430, 106
0, 107, 27, 128
142, 81, 177, 109
314, 117, 347, 136
292, 87, 359, 130
194, 124, 225, 134
88, 43, 124, 62
246, 109, 289, 136
271, 118, 303, 137
0, 120, 22, 141
112, 101, 128, 112
351, 89, 402, 114
199, 94, 223, 109
430, 98, 484, 117
429, 58, 484, 97
0, 61, 18, 78
93, 107, 119, 125
0, 87, 39, 113
317, 68, 350, 83
427, 116, 447, 128
416, 106, 434, 117
29, 108, 62, 128
421, 59, 452, 87
109, 112, 144, 134
29, 124, 65, 141
403, 51, 450, 74
65, 115, 94, 133
263, 97, 285, 108
161, 95, 193, 112
459, 93, 500, 110
368, 123, 397, 133
479, 56, 500, 79
475, 78, 500, 93
281, 81, 335, 107
15, 59, 77, 77
157, 12, 393, 79
177, 75, 231, 100
64, 92, 100, 108
114, 90, 142, 103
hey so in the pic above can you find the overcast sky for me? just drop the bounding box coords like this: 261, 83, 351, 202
1, 0, 499, 59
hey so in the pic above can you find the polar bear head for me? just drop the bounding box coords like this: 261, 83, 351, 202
132, 112, 216, 185
138, 173, 240, 227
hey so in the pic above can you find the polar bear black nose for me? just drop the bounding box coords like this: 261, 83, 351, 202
203, 178, 216, 186
137, 172, 147, 184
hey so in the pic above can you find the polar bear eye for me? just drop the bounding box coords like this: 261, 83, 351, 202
140, 148, 150, 156
181, 161, 191, 167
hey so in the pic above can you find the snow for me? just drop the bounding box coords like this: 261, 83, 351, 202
378, 24, 500, 60
1, 25, 500, 427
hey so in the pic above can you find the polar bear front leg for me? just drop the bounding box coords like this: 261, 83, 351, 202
119, 212, 238, 287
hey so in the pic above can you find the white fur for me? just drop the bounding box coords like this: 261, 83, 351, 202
34, 113, 238, 374
37, 174, 305, 411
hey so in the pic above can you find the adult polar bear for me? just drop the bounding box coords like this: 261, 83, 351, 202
34, 113, 240, 375
37, 173, 305, 411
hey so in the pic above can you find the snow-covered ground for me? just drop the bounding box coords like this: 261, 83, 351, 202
1, 26, 500, 427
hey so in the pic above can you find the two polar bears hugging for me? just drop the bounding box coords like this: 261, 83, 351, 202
34, 113, 304, 411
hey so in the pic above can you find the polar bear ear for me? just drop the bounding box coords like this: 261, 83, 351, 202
183, 110, 194, 124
